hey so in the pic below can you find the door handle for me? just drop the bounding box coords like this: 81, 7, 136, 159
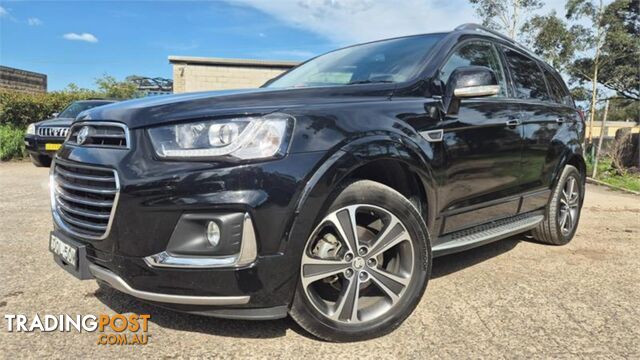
506, 119, 520, 127
556, 117, 565, 123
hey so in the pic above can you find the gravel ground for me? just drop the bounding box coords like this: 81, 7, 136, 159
1, 161, 639, 359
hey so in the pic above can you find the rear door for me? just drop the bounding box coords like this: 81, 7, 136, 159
500, 48, 577, 212
436, 40, 523, 234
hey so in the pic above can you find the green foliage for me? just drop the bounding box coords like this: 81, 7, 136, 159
0, 125, 26, 161
0, 74, 142, 160
0, 91, 94, 128
95, 74, 141, 99
469, 0, 543, 39
587, 157, 640, 192
594, 98, 640, 122
0, 74, 140, 128
522, 12, 588, 71
566, 0, 639, 100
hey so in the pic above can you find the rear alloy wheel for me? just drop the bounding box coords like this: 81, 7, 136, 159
290, 180, 430, 342
532, 165, 584, 245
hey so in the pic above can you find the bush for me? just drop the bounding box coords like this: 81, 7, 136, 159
0, 125, 26, 161
0, 90, 98, 128
0, 75, 141, 129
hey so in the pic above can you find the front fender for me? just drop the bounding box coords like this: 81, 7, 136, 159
282, 135, 438, 257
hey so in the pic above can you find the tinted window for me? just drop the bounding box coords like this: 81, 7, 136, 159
59, 101, 111, 118
440, 41, 507, 96
503, 49, 550, 101
544, 69, 564, 104
266, 34, 444, 88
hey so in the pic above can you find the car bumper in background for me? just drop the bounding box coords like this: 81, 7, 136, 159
24, 134, 65, 157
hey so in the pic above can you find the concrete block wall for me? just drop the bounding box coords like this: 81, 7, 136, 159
0, 66, 47, 94
170, 57, 299, 93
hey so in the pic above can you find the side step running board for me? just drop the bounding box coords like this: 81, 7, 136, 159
432, 213, 544, 257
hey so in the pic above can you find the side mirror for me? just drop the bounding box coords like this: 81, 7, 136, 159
51, 112, 59, 118
444, 66, 500, 114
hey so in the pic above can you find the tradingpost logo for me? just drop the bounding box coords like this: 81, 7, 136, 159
4, 313, 151, 345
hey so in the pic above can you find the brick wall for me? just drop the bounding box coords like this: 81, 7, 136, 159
169, 57, 299, 93
0, 66, 47, 94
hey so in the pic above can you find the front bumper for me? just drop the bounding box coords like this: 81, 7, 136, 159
89, 263, 250, 306
24, 134, 65, 157
50, 132, 328, 317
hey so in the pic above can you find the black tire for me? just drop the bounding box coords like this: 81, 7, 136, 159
289, 180, 431, 342
532, 165, 584, 245
29, 154, 51, 167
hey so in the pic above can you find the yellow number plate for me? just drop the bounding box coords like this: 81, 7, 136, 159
45, 143, 62, 151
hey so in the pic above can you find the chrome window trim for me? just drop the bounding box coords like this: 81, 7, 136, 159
50, 158, 120, 241
144, 213, 258, 269
66, 121, 131, 149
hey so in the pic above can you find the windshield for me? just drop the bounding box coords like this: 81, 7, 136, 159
58, 101, 110, 118
266, 34, 444, 89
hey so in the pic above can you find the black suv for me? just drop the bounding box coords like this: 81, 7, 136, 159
48, 24, 585, 342
25, 99, 116, 167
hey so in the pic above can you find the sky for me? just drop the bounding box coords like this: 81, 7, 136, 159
1, 0, 570, 91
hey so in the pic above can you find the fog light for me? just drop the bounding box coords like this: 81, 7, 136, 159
205, 221, 220, 247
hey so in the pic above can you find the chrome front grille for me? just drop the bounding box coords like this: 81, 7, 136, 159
67, 122, 129, 148
37, 127, 69, 138
51, 160, 120, 240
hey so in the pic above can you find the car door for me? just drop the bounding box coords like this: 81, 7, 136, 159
500, 48, 576, 212
435, 40, 523, 234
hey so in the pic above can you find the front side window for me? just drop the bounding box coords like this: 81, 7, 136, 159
265, 34, 444, 89
440, 41, 507, 97
503, 49, 550, 101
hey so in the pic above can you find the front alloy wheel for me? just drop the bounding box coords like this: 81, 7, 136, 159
290, 180, 430, 342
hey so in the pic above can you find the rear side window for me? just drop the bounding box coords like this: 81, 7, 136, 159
542, 68, 565, 104
440, 41, 507, 96
503, 49, 550, 101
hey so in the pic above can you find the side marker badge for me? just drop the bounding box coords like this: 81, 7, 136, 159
421, 129, 444, 143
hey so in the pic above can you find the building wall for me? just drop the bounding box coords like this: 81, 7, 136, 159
588, 121, 640, 139
169, 57, 299, 93
0, 66, 47, 94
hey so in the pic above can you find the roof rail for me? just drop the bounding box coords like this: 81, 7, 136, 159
454, 23, 515, 44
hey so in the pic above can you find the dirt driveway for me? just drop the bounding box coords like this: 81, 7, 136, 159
0, 161, 638, 358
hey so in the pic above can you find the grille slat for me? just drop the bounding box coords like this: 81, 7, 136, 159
67, 122, 129, 149
55, 174, 117, 195
37, 127, 69, 138
51, 161, 119, 239
56, 198, 111, 220
57, 209, 108, 232
55, 187, 114, 208
54, 166, 115, 182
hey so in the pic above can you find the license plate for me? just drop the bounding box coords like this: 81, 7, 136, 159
45, 143, 62, 151
50, 234, 77, 267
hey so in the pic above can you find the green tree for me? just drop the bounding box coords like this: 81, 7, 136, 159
468, 0, 543, 39
94, 74, 140, 99
524, 0, 639, 141
568, 0, 639, 101
522, 12, 588, 70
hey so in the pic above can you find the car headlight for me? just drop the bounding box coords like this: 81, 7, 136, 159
147, 113, 293, 160
26, 124, 36, 135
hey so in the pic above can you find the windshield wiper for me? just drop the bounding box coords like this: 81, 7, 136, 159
346, 80, 394, 85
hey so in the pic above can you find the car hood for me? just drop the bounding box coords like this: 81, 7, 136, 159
77, 85, 396, 129
36, 118, 74, 127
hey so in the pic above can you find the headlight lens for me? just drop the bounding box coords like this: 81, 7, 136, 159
26, 124, 36, 135
148, 113, 293, 160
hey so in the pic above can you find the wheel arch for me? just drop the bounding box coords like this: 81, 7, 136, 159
283, 135, 437, 257
552, 150, 587, 190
